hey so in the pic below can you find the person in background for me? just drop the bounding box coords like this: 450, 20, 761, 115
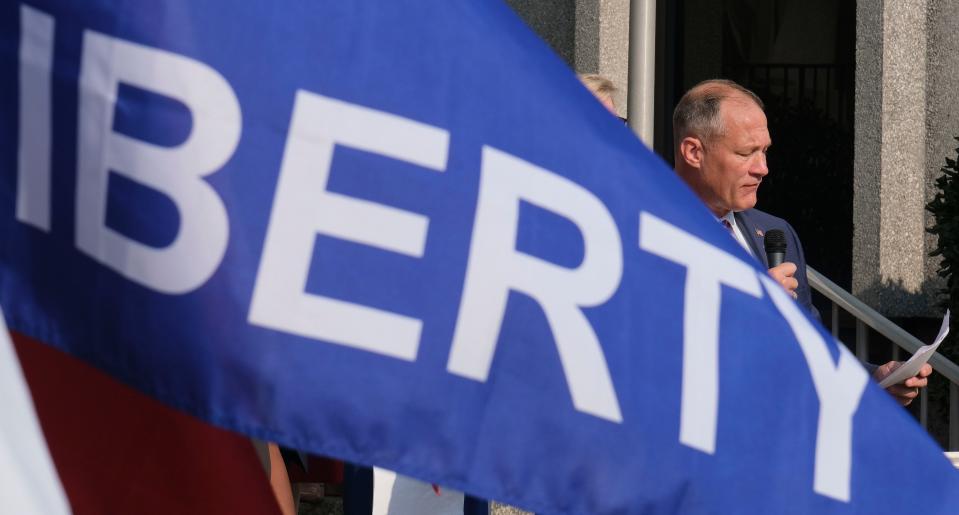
578, 73, 619, 115
251, 439, 296, 515
671, 78, 932, 406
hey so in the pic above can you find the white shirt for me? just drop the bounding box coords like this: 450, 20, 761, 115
720, 211, 754, 256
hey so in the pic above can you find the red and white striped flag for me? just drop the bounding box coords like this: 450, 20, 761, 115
0, 308, 71, 515
2, 309, 283, 515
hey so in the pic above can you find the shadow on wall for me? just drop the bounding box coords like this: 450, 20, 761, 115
849, 277, 945, 320
504, 0, 579, 68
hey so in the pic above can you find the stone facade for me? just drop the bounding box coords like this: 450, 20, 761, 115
507, 0, 630, 117
509, 0, 959, 317
853, 0, 959, 316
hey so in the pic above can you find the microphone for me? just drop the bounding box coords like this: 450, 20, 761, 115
764, 229, 787, 268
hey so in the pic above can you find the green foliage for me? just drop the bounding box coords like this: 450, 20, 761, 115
926, 137, 959, 361
924, 138, 959, 447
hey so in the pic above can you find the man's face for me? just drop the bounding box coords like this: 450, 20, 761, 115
695, 98, 771, 215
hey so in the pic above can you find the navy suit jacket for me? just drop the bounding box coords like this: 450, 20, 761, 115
734, 208, 818, 320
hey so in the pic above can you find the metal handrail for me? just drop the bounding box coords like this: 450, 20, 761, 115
807, 266, 959, 450
807, 267, 959, 383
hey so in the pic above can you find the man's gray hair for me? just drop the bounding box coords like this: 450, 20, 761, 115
672, 79, 764, 148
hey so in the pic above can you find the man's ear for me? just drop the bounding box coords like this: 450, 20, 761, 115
679, 136, 705, 169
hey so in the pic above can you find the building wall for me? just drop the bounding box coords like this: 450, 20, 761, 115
507, 0, 630, 116
504, 0, 577, 66
507, 0, 958, 317
854, 0, 959, 316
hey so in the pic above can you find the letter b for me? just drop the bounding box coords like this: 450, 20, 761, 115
75, 31, 240, 294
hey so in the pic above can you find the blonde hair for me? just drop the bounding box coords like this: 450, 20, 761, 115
578, 73, 617, 98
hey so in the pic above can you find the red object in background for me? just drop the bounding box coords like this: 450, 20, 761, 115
286, 455, 344, 485
12, 332, 282, 515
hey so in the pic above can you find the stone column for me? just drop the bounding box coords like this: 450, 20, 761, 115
574, 0, 631, 117
505, 1, 630, 116
853, 0, 931, 315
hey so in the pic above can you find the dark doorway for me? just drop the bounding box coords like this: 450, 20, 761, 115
658, 0, 856, 289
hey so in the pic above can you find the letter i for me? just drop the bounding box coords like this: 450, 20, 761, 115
17, 4, 56, 232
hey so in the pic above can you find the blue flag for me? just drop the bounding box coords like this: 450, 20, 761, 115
2, 1, 958, 513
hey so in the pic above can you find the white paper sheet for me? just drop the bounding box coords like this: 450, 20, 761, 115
372, 467, 464, 515
878, 310, 950, 388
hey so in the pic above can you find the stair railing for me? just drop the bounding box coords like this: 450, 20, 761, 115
807, 266, 959, 450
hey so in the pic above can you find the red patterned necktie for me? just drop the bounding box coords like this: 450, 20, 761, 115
720, 218, 733, 232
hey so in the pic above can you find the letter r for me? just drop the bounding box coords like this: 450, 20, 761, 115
449, 146, 624, 423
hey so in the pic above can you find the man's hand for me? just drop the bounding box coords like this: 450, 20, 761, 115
767, 262, 798, 299
872, 361, 933, 406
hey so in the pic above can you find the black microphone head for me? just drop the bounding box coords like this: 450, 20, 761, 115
764, 229, 787, 254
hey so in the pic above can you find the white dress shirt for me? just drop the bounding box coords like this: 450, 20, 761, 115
720, 211, 754, 256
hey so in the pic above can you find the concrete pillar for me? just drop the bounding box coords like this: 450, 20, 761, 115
574, 0, 631, 116
855, 0, 959, 316
853, 0, 931, 315
506, 1, 630, 116
504, 0, 577, 67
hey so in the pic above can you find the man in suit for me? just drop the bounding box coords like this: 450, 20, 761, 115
735, 207, 815, 315
672, 79, 931, 406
